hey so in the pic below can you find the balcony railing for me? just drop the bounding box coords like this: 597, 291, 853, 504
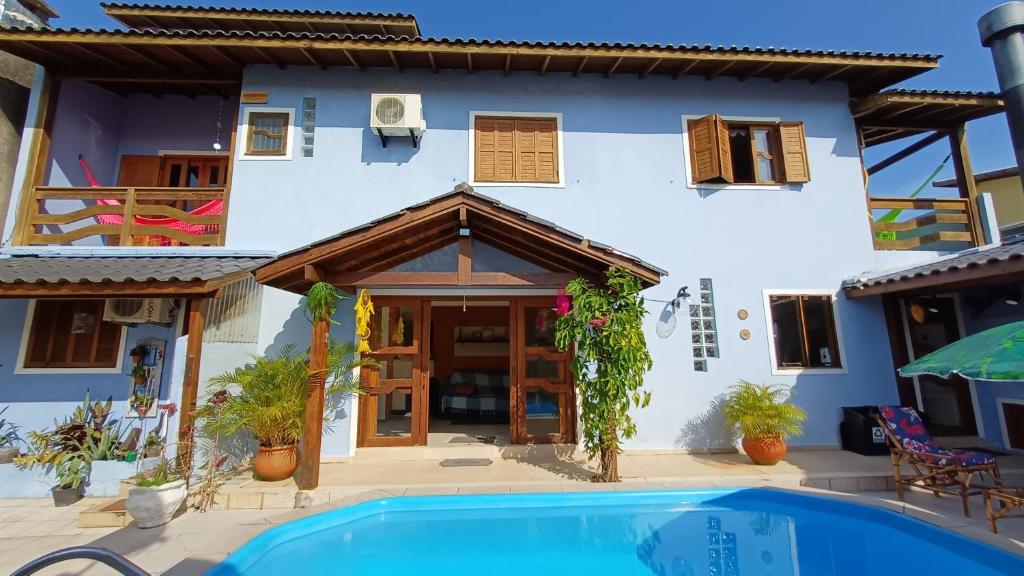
19, 186, 227, 247
868, 197, 980, 251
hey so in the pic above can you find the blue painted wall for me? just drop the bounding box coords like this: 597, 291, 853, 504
227, 66, 942, 453
0, 298, 181, 444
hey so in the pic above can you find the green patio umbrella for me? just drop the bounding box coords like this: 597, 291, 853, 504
899, 320, 1024, 381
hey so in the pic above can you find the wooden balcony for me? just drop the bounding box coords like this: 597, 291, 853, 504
869, 197, 981, 251
16, 186, 227, 247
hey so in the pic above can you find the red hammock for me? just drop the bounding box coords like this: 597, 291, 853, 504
78, 155, 223, 236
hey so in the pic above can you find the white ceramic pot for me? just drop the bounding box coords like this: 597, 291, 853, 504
0, 446, 19, 464
126, 479, 187, 528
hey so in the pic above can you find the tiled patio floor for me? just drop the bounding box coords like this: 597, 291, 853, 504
3, 449, 1024, 575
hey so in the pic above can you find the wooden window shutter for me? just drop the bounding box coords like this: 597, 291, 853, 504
778, 121, 810, 183
25, 300, 121, 369
687, 114, 733, 183
475, 117, 515, 182
515, 118, 558, 183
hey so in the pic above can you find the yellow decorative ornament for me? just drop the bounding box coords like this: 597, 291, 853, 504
354, 289, 374, 354
393, 315, 405, 345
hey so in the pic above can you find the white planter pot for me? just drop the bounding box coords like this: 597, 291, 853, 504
126, 479, 187, 528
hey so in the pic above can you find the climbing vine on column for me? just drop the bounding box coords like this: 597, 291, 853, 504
555, 266, 653, 482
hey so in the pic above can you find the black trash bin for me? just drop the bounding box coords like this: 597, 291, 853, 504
840, 406, 889, 456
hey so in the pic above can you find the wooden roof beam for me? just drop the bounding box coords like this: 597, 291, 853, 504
251, 46, 286, 69
208, 45, 243, 67
811, 64, 851, 84
466, 52, 473, 74
173, 47, 219, 72
572, 56, 589, 77
540, 54, 551, 76
739, 61, 774, 81
866, 130, 947, 175
638, 57, 662, 79
774, 62, 814, 83
672, 60, 700, 80
117, 44, 173, 71
341, 48, 363, 71
705, 60, 736, 80
388, 50, 401, 71
428, 51, 438, 73
72, 44, 133, 70
504, 53, 511, 76
878, 102, 930, 120
605, 57, 623, 78
300, 48, 327, 70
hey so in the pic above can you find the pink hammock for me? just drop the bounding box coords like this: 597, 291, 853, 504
78, 155, 223, 237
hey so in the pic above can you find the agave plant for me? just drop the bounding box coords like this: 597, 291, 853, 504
723, 381, 806, 440
202, 340, 373, 448
16, 392, 119, 468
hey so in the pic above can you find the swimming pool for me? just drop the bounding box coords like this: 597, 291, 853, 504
210, 488, 1023, 575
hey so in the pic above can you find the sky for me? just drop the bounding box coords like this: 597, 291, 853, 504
39, 0, 1017, 197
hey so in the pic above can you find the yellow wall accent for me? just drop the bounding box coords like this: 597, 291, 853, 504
978, 176, 1024, 228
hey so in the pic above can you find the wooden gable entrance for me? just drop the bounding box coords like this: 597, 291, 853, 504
254, 184, 664, 480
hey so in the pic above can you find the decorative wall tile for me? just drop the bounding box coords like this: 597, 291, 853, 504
689, 277, 720, 371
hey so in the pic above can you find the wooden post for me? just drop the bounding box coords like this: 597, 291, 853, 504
12, 74, 60, 246
297, 317, 329, 490
177, 297, 207, 475
119, 187, 136, 246
949, 124, 986, 245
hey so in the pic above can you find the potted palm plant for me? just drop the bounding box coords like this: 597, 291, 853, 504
126, 458, 186, 528
723, 381, 806, 466
203, 340, 370, 481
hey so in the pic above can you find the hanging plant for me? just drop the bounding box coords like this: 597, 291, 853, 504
555, 266, 653, 483
306, 281, 344, 324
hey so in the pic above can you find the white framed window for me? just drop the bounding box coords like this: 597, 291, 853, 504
16, 299, 128, 374
681, 114, 808, 191
762, 289, 847, 375
240, 107, 295, 160
468, 111, 565, 188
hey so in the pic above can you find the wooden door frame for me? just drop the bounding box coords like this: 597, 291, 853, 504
897, 293, 982, 436
512, 297, 577, 444
354, 295, 577, 447
356, 298, 430, 447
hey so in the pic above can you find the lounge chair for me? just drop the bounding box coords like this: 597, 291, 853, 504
983, 486, 1024, 533
876, 405, 1002, 516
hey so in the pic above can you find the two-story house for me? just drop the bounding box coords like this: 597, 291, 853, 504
0, 3, 1015, 491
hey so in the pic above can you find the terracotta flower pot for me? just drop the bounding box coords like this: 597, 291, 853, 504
254, 444, 298, 481
741, 435, 788, 466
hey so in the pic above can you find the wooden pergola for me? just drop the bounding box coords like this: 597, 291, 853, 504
255, 184, 665, 488
852, 90, 1008, 250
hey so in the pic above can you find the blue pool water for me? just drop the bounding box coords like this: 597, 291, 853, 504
209, 488, 1023, 575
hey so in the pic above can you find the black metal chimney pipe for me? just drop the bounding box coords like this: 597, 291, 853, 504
980, 2, 1024, 181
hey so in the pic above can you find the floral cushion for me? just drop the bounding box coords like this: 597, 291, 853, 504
877, 406, 996, 467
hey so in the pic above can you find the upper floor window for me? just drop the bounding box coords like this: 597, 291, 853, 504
766, 292, 842, 372
473, 115, 561, 185
22, 300, 124, 370
241, 108, 294, 160
686, 114, 810, 185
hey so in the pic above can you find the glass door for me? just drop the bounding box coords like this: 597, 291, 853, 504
357, 299, 429, 446
901, 296, 977, 436
513, 299, 575, 443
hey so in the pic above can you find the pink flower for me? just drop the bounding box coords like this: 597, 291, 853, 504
589, 316, 608, 328
555, 289, 572, 317
158, 402, 178, 416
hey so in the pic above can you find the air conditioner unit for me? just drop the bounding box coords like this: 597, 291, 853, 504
103, 298, 174, 324
370, 93, 425, 147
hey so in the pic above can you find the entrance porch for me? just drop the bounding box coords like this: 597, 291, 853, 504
253, 183, 667, 488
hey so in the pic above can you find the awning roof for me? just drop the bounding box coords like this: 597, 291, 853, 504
256, 183, 666, 293
0, 26, 940, 98
853, 89, 1005, 147
843, 238, 1024, 298
101, 3, 421, 37
0, 255, 271, 298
